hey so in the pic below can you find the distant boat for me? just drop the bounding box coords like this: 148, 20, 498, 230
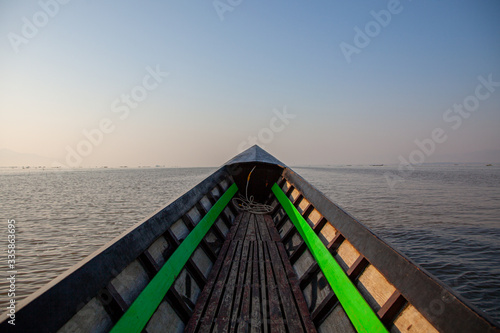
486, 164, 493, 166
2, 146, 498, 332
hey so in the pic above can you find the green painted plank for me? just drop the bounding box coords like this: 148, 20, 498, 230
111, 182, 238, 333
272, 183, 388, 333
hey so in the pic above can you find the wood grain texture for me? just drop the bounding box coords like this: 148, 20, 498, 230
185, 213, 316, 333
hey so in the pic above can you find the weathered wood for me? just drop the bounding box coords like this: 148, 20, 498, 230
0, 168, 232, 333
276, 211, 291, 231
336, 240, 361, 270
298, 233, 345, 289
311, 291, 339, 326
182, 215, 218, 262
198, 237, 241, 331
277, 177, 287, 190
289, 241, 308, 265
281, 201, 315, 245
163, 227, 208, 290
285, 185, 295, 198
108, 260, 150, 308
137, 249, 204, 325
277, 244, 317, 333
216, 183, 239, 217
262, 241, 286, 333
110, 183, 239, 333
184, 215, 240, 332
213, 239, 243, 332
347, 255, 369, 281
251, 241, 262, 332
282, 168, 499, 332
207, 192, 233, 229
187, 213, 316, 333
265, 177, 286, 208
166, 287, 192, 324
272, 183, 387, 333
233, 212, 249, 240
58, 298, 113, 333
239, 241, 253, 332
229, 239, 252, 332
257, 239, 269, 333
302, 204, 315, 220
293, 193, 304, 206
246, 213, 257, 241
357, 264, 397, 312
195, 202, 226, 242
392, 304, 438, 333
267, 242, 304, 332
137, 251, 160, 279
299, 263, 322, 291
317, 302, 356, 333
264, 215, 281, 242
144, 300, 185, 333
301, 271, 332, 316
99, 283, 127, 323
256, 214, 271, 241
377, 291, 407, 326
281, 222, 297, 244
185, 259, 208, 291
312, 216, 328, 233
7, 146, 500, 333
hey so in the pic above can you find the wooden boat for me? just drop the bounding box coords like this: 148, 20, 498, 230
2, 145, 498, 333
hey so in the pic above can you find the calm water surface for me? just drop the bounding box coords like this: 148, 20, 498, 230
295, 164, 500, 322
1, 165, 499, 322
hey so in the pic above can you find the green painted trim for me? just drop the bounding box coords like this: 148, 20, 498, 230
111, 182, 238, 333
272, 183, 388, 333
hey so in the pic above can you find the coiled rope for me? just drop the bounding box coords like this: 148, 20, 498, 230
232, 166, 274, 214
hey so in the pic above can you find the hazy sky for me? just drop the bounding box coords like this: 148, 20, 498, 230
1, 1, 499, 167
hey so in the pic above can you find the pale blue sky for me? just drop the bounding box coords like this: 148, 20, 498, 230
1, 0, 499, 167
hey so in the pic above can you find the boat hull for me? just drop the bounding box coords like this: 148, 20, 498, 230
2, 146, 498, 332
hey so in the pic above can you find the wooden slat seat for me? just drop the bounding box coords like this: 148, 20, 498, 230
185, 212, 316, 333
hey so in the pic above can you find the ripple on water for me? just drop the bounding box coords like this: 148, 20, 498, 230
295, 165, 500, 322
1, 165, 499, 323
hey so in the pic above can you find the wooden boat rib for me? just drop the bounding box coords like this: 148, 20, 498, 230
2, 145, 498, 332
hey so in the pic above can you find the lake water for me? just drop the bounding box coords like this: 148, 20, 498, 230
1, 164, 499, 322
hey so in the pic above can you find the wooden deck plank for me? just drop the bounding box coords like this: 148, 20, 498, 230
184, 240, 229, 331
213, 240, 243, 332
185, 214, 242, 332
250, 241, 262, 332
246, 214, 257, 241
188, 213, 316, 333
234, 212, 250, 241
267, 241, 304, 332
229, 239, 251, 332
277, 243, 317, 333
263, 241, 286, 333
263, 215, 281, 242
257, 240, 269, 333
198, 239, 242, 331
238, 241, 253, 332
256, 215, 271, 241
